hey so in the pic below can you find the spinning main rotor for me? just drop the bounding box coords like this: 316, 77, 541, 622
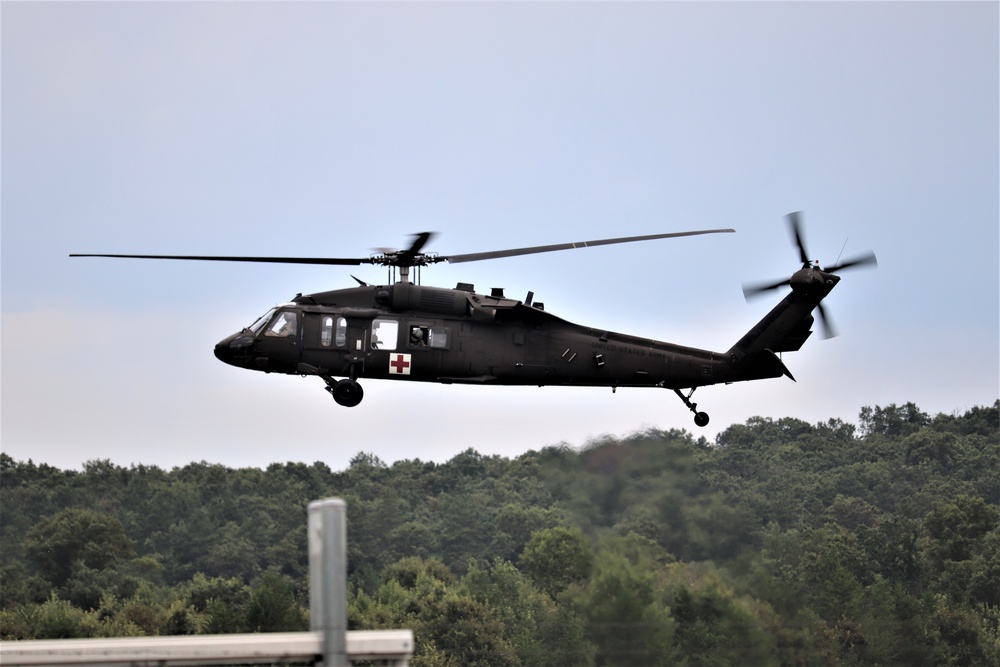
71, 228, 736, 284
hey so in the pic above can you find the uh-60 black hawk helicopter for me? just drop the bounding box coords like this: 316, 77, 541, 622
72, 212, 875, 427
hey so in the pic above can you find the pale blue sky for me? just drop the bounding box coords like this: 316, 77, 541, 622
3, 2, 997, 471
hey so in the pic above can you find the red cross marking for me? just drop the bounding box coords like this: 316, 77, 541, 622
389, 354, 411, 374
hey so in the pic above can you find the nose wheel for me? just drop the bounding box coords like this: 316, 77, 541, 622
674, 388, 710, 427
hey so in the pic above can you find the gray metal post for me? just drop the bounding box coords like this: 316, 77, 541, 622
308, 498, 348, 667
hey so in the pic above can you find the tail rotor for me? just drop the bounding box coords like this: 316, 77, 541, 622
742, 212, 877, 338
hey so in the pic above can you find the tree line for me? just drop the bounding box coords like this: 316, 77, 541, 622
1, 401, 998, 666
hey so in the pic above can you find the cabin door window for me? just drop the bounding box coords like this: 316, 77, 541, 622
371, 319, 399, 351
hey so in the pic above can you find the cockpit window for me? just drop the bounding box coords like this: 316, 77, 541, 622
264, 310, 298, 338
248, 308, 277, 334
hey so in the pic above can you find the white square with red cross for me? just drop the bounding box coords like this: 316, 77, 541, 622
388, 353, 412, 375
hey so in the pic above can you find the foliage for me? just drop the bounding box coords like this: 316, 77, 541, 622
24, 507, 134, 587
1, 400, 997, 666
518, 526, 593, 598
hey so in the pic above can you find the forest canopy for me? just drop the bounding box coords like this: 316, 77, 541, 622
2, 401, 998, 666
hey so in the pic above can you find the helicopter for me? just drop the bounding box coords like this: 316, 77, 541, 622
71, 212, 876, 427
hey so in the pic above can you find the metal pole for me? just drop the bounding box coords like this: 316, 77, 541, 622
308, 498, 348, 667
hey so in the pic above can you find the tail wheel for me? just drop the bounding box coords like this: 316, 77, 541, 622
673, 388, 710, 428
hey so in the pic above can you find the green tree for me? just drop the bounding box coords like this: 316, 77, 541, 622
419, 593, 518, 667
178, 573, 250, 634
924, 594, 998, 666
574, 547, 675, 667
859, 402, 930, 438
0, 594, 144, 640
519, 526, 593, 598
352, 557, 516, 667
462, 559, 595, 667
24, 508, 134, 587
670, 581, 778, 667
923, 494, 998, 565
245, 572, 307, 632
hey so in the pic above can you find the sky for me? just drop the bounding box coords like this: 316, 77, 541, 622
3, 2, 997, 473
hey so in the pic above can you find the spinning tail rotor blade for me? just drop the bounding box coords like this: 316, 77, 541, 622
825, 251, 878, 273
816, 302, 837, 339
788, 211, 811, 267
743, 212, 876, 340
742, 277, 791, 300
743, 211, 813, 299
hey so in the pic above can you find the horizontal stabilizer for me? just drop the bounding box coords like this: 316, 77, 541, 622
733, 349, 796, 382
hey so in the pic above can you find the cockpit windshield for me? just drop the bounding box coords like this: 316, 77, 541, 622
264, 311, 298, 337
248, 308, 277, 334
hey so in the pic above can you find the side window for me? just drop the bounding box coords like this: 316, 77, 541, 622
371, 319, 398, 351
264, 310, 298, 338
409, 325, 449, 349
428, 327, 448, 349
320, 317, 334, 347
335, 317, 347, 347
409, 325, 428, 346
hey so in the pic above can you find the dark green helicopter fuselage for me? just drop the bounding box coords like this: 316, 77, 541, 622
214, 268, 838, 425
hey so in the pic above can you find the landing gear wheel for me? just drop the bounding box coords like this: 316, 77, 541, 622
328, 379, 364, 407
673, 388, 710, 428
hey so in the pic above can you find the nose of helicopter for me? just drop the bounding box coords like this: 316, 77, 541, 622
214, 332, 256, 367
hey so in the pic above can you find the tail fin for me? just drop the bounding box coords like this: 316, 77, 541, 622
726, 271, 838, 382
722, 212, 876, 386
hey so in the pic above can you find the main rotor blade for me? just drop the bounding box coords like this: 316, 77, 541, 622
396, 232, 434, 266
825, 251, 878, 273
70, 253, 371, 266
71, 228, 739, 270
441, 228, 735, 264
